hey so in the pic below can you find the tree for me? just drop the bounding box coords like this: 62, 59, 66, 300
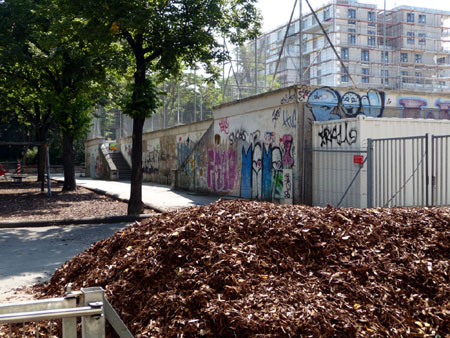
0, 0, 116, 190
0, 0, 53, 181
68, 0, 261, 214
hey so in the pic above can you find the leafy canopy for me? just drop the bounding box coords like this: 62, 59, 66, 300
65, 0, 262, 118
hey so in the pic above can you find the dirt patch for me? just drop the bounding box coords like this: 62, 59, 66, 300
0, 178, 153, 222
36, 200, 450, 337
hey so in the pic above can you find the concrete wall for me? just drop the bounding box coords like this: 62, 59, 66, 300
120, 120, 212, 185
86, 84, 450, 205
85, 138, 103, 178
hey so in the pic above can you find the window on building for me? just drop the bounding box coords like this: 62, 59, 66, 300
418, 33, 426, 45
418, 14, 426, 24
368, 11, 376, 26
407, 32, 415, 44
324, 7, 331, 20
401, 52, 408, 62
407, 13, 414, 22
437, 57, 446, 64
313, 38, 318, 49
312, 16, 317, 25
381, 70, 389, 84
317, 52, 322, 63
362, 68, 370, 83
288, 24, 296, 36
348, 9, 356, 24
401, 71, 409, 83
317, 70, 322, 84
381, 51, 389, 63
277, 30, 284, 40
368, 30, 376, 46
348, 28, 356, 45
361, 49, 370, 62
415, 54, 423, 63
341, 47, 349, 60
439, 81, 446, 86
415, 72, 423, 84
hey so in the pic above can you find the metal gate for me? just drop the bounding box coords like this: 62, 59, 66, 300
367, 134, 450, 208
432, 135, 450, 206
311, 148, 369, 208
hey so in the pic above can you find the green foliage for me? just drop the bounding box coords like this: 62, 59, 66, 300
122, 78, 160, 119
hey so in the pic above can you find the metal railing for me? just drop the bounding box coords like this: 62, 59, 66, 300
0, 285, 133, 338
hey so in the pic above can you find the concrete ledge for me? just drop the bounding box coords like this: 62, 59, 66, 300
0, 214, 154, 229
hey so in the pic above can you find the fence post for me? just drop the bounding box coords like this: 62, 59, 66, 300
62, 285, 77, 338
81, 287, 105, 338
367, 138, 373, 208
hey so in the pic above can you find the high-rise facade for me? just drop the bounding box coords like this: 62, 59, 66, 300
255, 0, 450, 92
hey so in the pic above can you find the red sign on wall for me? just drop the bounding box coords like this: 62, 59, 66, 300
353, 155, 364, 165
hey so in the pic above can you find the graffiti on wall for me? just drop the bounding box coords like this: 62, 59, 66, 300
228, 128, 248, 146
282, 169, 293, 200
279, 85, 312, 104
207, 148, 237, 192
209, 121, 295, 201
176, 136, 194, 166
272, 108, 297, 129
143, 149, 160, 175
398, 97, 450, 119
142, 140, 161, 176
306, 87, 385, 121
318, 122, 358, 147
239, 131, 295, 201
297, 85, 312, 102
219, 118, 229, 135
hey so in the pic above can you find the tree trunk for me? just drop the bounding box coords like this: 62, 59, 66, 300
128, 116, 145, 215
37, 144, 46, 182
62, 132, 77, 191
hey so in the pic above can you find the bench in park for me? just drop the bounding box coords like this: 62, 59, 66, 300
10, 175, 26, 184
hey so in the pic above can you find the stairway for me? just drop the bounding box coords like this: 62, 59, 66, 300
110, 152, 131, 181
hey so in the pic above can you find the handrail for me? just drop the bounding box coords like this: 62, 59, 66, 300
0, 305, 103, 324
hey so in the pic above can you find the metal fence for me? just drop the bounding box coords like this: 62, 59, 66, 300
311, 133, 450, 208
432, 135, 450, 206
0, 286, 133, 338
367, 134, 450, 208
311, 148, 369, 208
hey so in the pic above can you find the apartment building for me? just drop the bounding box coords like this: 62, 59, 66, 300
254, 0, 450, 92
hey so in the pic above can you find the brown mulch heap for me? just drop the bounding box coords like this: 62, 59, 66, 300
36, 200, 449, 337
0, 179, 151, 222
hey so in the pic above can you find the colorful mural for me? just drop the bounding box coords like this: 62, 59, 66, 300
208, 113, 296, 202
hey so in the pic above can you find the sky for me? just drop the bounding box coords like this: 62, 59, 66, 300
256, 0, 450, 32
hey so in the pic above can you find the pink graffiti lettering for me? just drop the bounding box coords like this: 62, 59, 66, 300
207, 148, 236, 192
219, 118, 229, 135
280, 135, 294, 168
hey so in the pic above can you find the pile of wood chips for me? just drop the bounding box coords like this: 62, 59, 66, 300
38, 200, 449, 337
